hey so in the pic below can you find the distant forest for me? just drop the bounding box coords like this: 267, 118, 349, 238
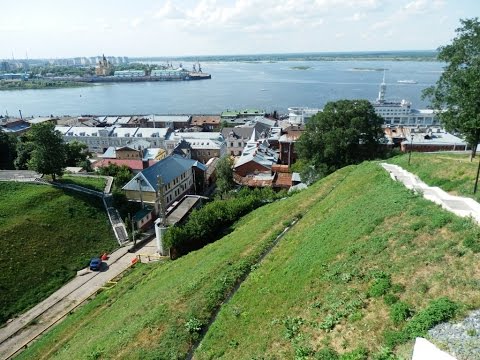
133, 50, 438, 63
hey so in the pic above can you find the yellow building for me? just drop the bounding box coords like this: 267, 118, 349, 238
95, 54, 113, 76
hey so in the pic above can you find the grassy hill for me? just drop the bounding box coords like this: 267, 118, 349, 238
17, 159, 480, 359
0, 182, 116, 324
388, 152, 480, 202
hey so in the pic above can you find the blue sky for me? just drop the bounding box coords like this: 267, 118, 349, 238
0, 0, 478, 58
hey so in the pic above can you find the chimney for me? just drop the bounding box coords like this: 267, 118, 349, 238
142, 160, 149, 169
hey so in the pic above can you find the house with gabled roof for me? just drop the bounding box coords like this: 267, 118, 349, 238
122, 154, 207, 212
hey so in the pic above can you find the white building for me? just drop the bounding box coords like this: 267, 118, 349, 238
114, 70, 145, 77
372, 72, 440, 126
56, 126, 170, 153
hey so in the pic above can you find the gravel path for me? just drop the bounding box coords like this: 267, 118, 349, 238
428, 310, 480, 360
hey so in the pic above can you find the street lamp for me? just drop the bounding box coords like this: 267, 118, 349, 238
408, 134, 414, 166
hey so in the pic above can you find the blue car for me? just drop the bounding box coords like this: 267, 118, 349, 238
89, 258, 102, 271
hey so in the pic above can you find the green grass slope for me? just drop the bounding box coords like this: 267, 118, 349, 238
56, 175, 106, 192
17, 167, 352, 360
0, 182, 115, 324
194, 161, 480, 359
388, 152, 480, 201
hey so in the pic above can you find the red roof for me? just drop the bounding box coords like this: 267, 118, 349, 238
93, 159, 157, 171
274, 172, 293, 188
271, 164, 290, 173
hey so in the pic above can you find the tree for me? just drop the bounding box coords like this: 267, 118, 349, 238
297, 99, 385, 179
0, 130, 17, 169
215, 156, 235, 197
96, 163, 133, 189
423, 18, 480, 159
14, 134, 34, 170
65, 140, 92, 168
27, 122, 66, 180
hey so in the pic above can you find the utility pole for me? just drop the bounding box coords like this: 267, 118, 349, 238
474, 158, 480, 194
408, 134, 414, 166
136, 177, 144, 209
157, 175, 167, 226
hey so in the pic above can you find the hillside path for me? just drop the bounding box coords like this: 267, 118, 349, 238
0, 237, 158, 360
381, 163, 480, 223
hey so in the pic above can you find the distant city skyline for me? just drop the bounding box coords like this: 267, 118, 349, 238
0, 0, 478, 59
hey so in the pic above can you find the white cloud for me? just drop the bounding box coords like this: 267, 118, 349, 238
403, 0, 445, 14
154, 1, 184, 19
131, 17, 144, 28
345, 12, 366, 21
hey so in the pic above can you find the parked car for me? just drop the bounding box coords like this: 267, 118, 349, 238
89, 258, 102, 271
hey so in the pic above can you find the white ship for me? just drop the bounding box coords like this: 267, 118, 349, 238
373, 72, 439, 126
397, 79, 418, 84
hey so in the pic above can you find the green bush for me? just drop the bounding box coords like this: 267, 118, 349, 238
368, 276, 392, 298
390, 301, 413, 325
339, 347, 368, 360
385, 298, 458, 348
403, 297, 457, 339
372, 347, 400, 360
316, 347, 339, 360
463, 235, 480, 253
164, 188, 287, 255
185, 317, 203, 335
384, 294, 399, 306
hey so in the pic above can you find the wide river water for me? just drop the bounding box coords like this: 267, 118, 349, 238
0, 60, 444, 117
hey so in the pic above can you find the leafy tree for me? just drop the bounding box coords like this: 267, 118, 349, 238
215, 156, 235, 197
297, 99, 385, 179
0, 130, 17, 169
14, 134, 34, 170
65, 141, 92, 168
96, 163, 133, 189
27, 122, 66, 180
423, 18, 480, 158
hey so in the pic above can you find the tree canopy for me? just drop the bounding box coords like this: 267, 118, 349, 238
27, 122, 66, 180
0, 130, 17, 170
215, 156, 235, 197
423, 18, 480, 158
65, 140, 91, 167
297, 99, 385, 180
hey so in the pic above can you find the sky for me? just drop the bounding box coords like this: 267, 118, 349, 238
0, 0, 478, 59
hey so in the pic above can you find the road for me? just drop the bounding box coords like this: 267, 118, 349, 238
0, 238, 159, 360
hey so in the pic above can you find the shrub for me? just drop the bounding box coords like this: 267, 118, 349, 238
384, 294, 399, 306
390, 302, 413, 325
464, 235, 480, 253
284, 316, 305, 339
339, 347, 368, 360
368, 277, 392, 298
316, 347, 339, 360
185, 317, 203, 335
383, 330, 408, 348
403, 297, 457, 339
164, 188, 285, 255
372, 347, 400, 360
390, 284, 405, 294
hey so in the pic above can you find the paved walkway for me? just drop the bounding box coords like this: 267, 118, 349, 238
381, 163, 480, 223
0, 238, 160, 360
0, 170, 40, 182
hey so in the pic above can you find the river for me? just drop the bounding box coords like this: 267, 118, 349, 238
0, 60, 444, 117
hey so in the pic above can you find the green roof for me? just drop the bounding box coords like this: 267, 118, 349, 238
133, 207, 153, 222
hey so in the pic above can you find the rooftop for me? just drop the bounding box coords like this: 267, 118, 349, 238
146, 115, 191, 123
123, 154, 207, 193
